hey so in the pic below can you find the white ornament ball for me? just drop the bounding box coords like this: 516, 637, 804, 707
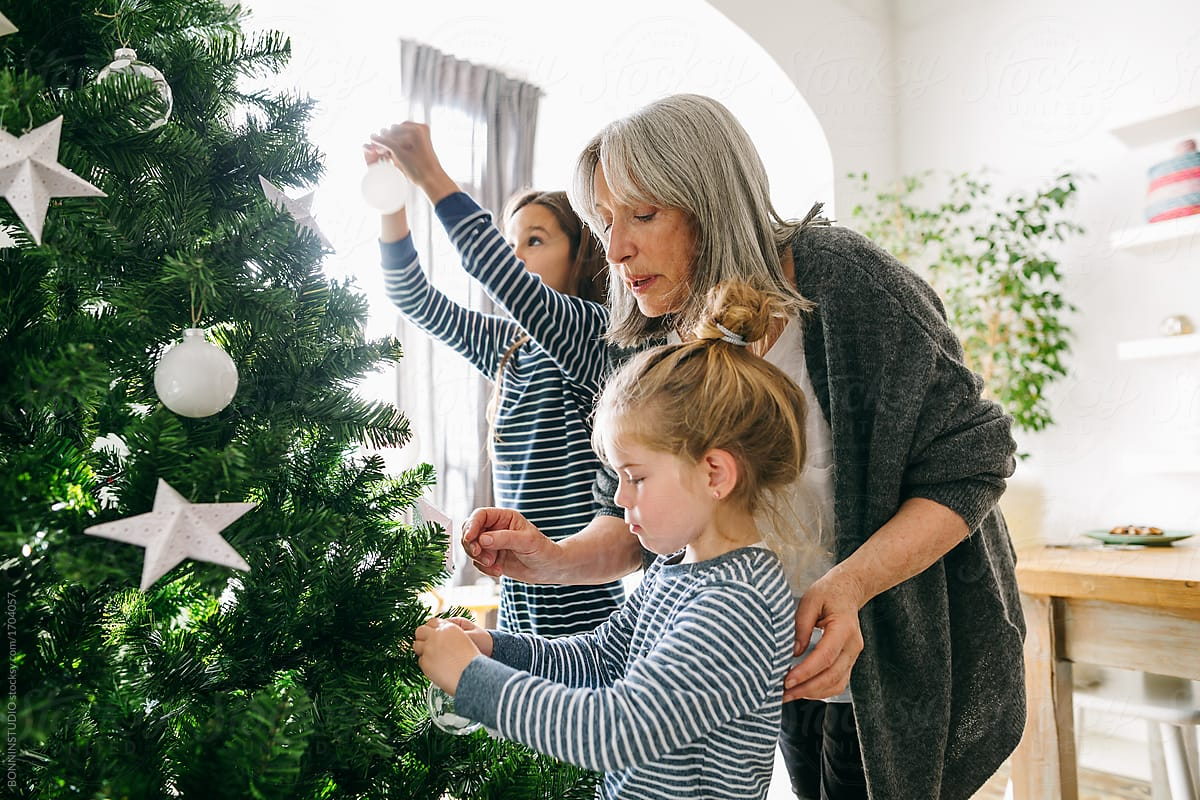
154, 329, 239, 418
96, 47, 173, 130
360, 161, 410, 214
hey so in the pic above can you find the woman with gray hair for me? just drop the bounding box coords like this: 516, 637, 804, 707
462, 93, 1024, 800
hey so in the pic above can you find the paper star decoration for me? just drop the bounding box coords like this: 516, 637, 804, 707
415, 497, 455, 573
0, 12, 16, 37
0, 116, 106, 244
259, 175, 333, 251
85, 479, 255, 590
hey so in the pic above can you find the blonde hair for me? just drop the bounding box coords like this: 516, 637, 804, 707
569, 94, 815, 347
592, 281, 806, 520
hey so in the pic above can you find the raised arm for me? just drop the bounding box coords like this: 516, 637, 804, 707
366, 142, 519, 378
438, 196, 609, 391
371, 122, 609, 390
378, 222, 521, 379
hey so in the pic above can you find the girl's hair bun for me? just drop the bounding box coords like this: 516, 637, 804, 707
693, 280, 785, 346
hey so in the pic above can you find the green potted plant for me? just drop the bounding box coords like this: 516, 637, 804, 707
848, 169, 1085, 434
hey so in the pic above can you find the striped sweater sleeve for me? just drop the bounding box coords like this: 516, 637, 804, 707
434, 193, 610, 392
483, 571, 646, 687
455, 580, 784, 772
380, 235, 521, 378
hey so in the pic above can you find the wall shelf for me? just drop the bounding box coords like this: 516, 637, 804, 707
1116, 333, 1200, 360
1108, 109, 1200, 478
1110, 105, 1200, 149
1110, 214, 1200, 253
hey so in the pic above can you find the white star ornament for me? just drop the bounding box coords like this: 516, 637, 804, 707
85, 479, 255, 590
0, 116, 106, 245
415, 497, 455, 573
258, 175, 333, 250
0, 12, 16, 37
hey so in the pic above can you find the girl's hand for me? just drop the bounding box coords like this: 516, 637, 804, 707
368, 122, 458, 202
362, 142, 392, 166
413, 618, 483, 695
442, 616, 494, 657
783, 569, 866, 702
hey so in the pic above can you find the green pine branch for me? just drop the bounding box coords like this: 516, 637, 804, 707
4, 2, 596, 797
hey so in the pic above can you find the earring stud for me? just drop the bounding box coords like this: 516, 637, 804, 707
713, 490, 721, 499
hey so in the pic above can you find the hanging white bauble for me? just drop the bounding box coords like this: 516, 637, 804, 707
96, 47, 173, 130
154, 329, 239, 418
360, 161, 410, 213
426, 683, 482, 735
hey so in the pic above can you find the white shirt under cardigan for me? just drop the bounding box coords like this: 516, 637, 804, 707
760, 319, 852, 703
454, 546, 794, 800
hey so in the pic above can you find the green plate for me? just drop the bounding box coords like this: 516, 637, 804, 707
1083, 530, 1194, 547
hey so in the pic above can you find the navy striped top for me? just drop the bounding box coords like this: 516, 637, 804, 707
380, 192, 623, 637
456, 546, 794, 800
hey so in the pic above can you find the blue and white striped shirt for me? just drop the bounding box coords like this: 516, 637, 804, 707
456, 546, 795, 800
381, 192, 623, 637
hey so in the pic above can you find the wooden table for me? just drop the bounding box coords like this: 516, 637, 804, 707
1010, 538, 1200, 798
424, 583, 500, 628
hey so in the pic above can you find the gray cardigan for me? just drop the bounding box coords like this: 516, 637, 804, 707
595, 220, 1026, 798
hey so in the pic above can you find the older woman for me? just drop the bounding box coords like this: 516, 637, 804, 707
462, 94, 1023, 800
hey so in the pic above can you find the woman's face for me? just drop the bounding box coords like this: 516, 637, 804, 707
592, 166, 696, 318
504, 204, 575, 295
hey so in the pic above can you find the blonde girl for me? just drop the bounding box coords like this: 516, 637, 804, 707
415, 281, 808, 800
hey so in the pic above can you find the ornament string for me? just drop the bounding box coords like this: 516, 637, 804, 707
93, 10, 130, 49
190, 281, 203, 328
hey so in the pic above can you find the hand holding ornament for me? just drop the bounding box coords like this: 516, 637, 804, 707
413, 617, 483, 696
368, 122, 460, 204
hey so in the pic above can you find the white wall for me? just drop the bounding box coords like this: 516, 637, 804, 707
890, 0, 1200, 540
708, 0, 901, 214
720, 0, 1200, 540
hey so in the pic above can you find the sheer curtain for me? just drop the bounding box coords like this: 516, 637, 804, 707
396, 39, 542, 558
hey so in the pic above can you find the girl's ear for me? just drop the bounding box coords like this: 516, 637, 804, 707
701, 448, 739, 500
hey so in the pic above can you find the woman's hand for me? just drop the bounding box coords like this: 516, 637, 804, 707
783, 567, 867, 702
782, 497, 970, 702
369, 121, 458, 202
413, 618, 484, 696
460, 507, 564, 583
463, 509, 642, 585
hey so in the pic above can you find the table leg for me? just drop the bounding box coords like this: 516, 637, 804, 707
1011, 593, 1079, 799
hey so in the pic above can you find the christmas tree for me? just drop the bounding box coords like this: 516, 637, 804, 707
0, 1, 594, 797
